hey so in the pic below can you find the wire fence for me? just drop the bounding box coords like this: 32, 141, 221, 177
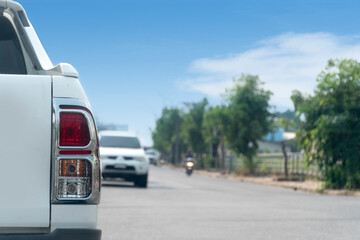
226, 152, 321, 177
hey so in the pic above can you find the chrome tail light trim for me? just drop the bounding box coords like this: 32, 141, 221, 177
52, 98, 101, 204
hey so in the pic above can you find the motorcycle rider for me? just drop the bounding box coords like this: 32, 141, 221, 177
184, 149, 194, 169
185, 149, 193, 158
184, 149, 194, 163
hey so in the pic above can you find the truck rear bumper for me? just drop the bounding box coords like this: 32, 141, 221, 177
0, 228, 101, 240
51, 204, 98, 231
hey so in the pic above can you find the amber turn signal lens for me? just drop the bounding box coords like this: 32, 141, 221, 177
59, 159, 91, 177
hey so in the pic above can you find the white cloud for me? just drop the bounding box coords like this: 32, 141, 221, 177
182, 32, 360, 108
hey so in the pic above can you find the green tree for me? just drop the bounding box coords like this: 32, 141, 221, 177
278, 117, 294, 132
182, 98, 208, 167
152, 107, 182, 162
224, 75, 273, 173
290, 90, 305, 112
293, 59, 360, 189
203, 105, 228, 169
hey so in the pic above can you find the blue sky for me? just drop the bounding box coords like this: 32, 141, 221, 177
19, 0, 360, 145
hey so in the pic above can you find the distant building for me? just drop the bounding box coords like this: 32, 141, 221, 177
264, 127, 284, 142
258, 127, 295, 153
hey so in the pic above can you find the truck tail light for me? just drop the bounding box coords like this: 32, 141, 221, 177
60, 112, 90, 146
53, 103, 101, 203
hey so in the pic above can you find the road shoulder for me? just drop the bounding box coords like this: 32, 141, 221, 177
164, 165, 360, 196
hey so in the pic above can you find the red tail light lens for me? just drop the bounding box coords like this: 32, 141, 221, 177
60, 112, 90, 146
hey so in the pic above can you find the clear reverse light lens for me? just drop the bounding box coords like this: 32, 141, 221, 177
58, 178, 91, 198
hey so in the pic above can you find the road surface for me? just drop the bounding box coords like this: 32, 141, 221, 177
98, 166, 360, 240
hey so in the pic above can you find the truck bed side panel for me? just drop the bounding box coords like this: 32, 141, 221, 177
0, 75, 51, 227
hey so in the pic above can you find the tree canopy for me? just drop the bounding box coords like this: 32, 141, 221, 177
181, 98, 208, 166
152, 75, 274, 172
224, 75, 273, 172
293, 59, 360, 189
152, 107, 182, 155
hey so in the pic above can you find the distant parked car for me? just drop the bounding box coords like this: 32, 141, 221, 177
146, 149, 160, 166
100, 131, 149, 187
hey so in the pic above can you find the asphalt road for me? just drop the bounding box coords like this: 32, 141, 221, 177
98, 166, 360, 240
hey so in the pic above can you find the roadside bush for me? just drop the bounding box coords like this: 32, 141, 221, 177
242, 156, 260, 174
324, 165, 347, 189
293, 59, 360, 189
203, 156, 215, 169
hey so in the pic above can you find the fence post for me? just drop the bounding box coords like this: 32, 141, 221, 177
302, 156, 305, 175
296, 154, 299, 175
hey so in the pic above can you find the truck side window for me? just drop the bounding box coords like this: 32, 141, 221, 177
0, 16, 27, 74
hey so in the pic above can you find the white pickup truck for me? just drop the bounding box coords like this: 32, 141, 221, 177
0, 1, 101, 239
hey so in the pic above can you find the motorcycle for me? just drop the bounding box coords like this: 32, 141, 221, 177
185, 157, 194, 176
